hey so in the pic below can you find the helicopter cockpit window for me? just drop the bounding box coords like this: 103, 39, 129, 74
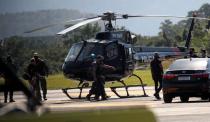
106, 43, 118, 60
78, 43, 103, 61
65, 43, 103, 62
65, 43, 83, 62
78, 44, 94, 61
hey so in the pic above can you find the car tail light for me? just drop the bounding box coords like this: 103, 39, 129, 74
163, 74, 177, 80
192, 73, 209, 79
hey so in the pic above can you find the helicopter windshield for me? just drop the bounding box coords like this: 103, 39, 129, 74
65, 43, 83, 62
65, 43, 103, 62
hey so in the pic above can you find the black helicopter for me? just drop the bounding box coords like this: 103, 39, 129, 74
26, 12, 210, 99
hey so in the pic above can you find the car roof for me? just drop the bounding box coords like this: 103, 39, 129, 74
167, 58, 209, 71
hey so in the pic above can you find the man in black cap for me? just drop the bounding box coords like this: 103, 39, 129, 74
150, 52, 163, 100
200, 49, 207, 58
86, 55, 115, 101
189, 48, 198, 58
27, 52, 49, 101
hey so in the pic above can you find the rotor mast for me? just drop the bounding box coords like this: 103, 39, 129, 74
101, 12, 116, 31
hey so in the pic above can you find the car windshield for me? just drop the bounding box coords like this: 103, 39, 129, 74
168, 58, 208, 71
65, 42, 103, 62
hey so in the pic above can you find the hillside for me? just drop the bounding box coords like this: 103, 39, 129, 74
0, 9, 95, 39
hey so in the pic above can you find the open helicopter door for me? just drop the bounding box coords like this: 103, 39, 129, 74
124, 45, 135, 76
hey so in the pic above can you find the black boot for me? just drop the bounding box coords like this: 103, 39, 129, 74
43, 94, 47, 100
154, 93, 161, 100
86, 94, 91, 101
9, 99, 15, 102
101, 96, 107, 100
94, 95, 100, 101
4, 99, 7, 103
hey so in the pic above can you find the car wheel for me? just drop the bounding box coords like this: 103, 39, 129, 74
163, 94, 173, 103
180, 96, 189, 102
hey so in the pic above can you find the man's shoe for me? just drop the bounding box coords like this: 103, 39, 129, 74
43, 95, 47, 100
86, 94, 91, 101
101, 97, 107, 101
9, 99, 15, 102
94, 96, 100, 101
154, 93, 161, 100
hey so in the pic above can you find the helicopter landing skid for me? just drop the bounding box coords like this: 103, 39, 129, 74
62, 74, 148, 100
110, 74, 149, 98
62, 82, 90, 99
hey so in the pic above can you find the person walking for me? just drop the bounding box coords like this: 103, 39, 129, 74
150, 53, 163, 100
26, 58, 38, 98
86, 55, 115, 101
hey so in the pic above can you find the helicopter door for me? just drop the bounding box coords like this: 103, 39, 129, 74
105, 42, 123, 74
124, 46, 135, 75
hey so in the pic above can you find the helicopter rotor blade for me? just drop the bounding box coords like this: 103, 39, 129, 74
24, 18, 89, 33
57, 17, 102, 35
121, 14, 210, 21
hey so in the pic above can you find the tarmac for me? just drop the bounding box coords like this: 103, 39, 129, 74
1, 86, 210, 122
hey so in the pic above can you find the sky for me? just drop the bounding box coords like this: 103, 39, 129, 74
0, 0, 210, 36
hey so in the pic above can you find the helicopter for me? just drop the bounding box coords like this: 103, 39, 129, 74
25, 12, 210, 99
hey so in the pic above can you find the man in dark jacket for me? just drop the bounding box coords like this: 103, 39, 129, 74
27, 52, 49, 101
200, 49, 207, 58
150, 52, 163, 100
33, 53, 49, 100
3, 55, 17, 103
86, 55, 115, 101
189, 48, 198, 58
26, 58, 38, 98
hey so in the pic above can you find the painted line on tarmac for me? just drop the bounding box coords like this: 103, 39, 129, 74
153, 106, 210, 116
